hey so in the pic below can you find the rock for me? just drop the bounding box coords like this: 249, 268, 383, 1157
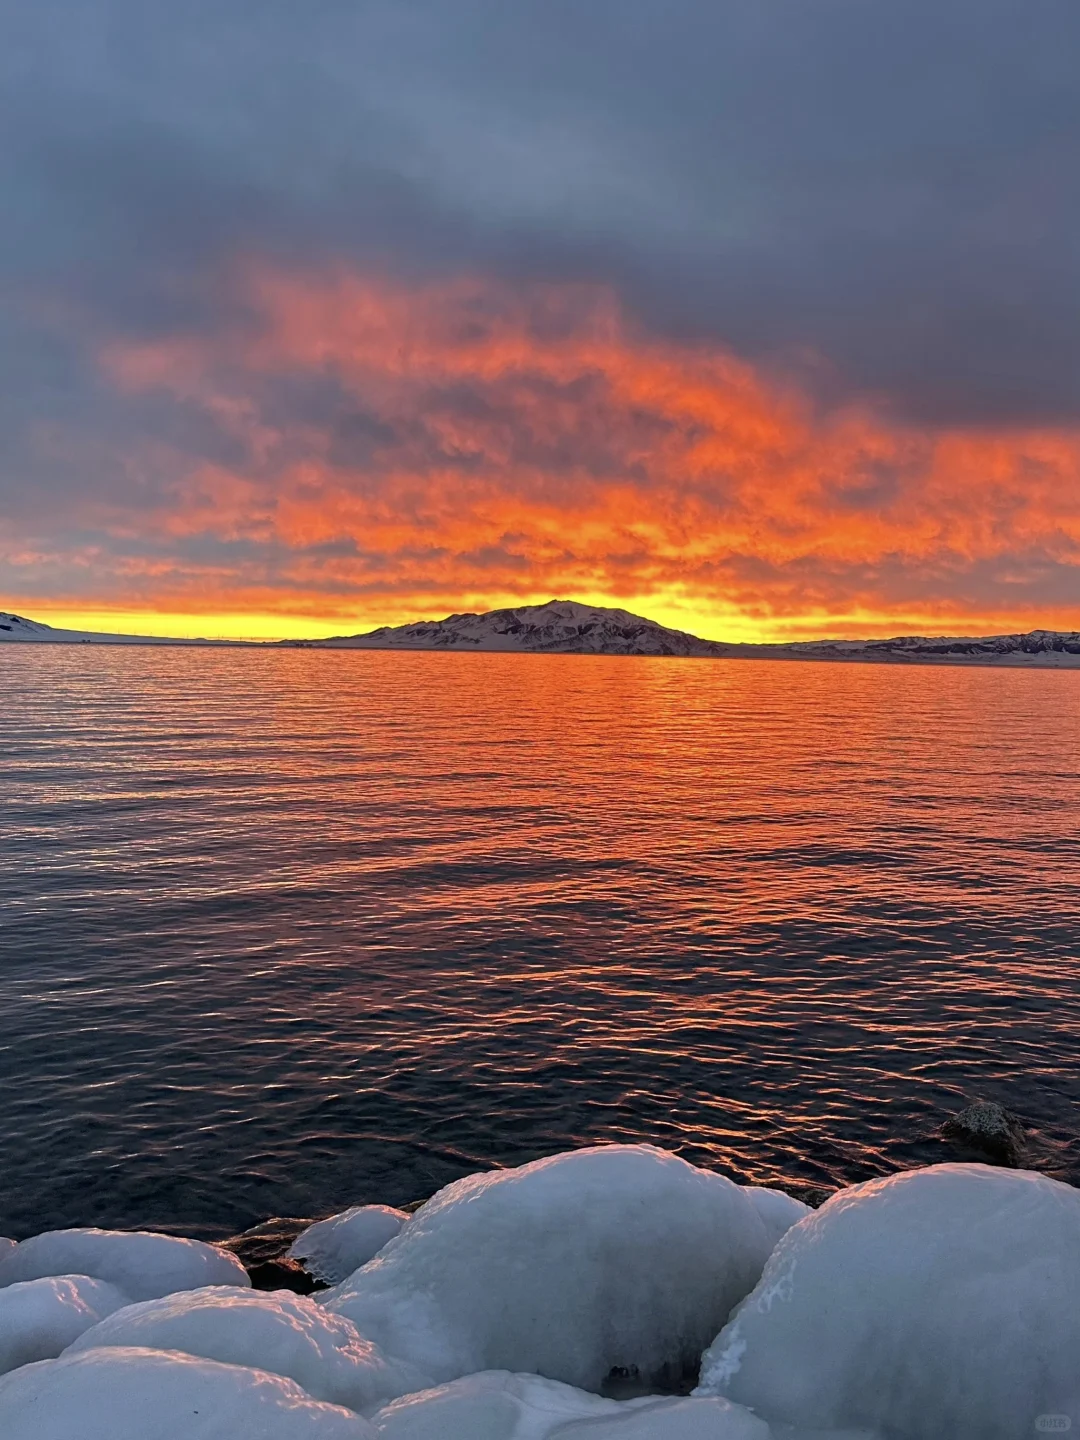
941, 1102, 1026, 1166
220, 1218, 326, 1294
786, 1185, 836, 1209
220, 1218, 314, 1267
247, 1258, 324, 1295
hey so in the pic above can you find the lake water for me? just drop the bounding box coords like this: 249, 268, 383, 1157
1, 646, 1078, 1240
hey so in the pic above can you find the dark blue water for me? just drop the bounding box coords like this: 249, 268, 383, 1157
1, 645, 1078, 1240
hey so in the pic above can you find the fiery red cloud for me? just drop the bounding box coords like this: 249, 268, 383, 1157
11, 266, 1080, 640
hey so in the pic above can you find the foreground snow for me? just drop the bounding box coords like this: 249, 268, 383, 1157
697, 1163, 1080, 1439
0, 1228, 249, 1301
0, 1276, 130, 1375
0, 1347, 375, 1439
66, 1287, 429, 1413
0, 1148, 1074, 1437
322, 1145, 772, 1391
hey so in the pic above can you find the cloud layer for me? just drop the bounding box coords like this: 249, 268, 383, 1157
2, 1, 1080, 636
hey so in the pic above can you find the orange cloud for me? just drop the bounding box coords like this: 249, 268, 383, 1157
21, 265, 1080, 640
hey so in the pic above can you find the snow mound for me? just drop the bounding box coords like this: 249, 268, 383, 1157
0, 1346, 375, 1438
0, 1227, 249, 1301
324, 1144, 771, 1392
741, 1188, 812, 1251
0, 1240, 15, 1259
290, 1207, 408, 1285
0, 1276, 130, 1375
372, 1370, 621, 1440
697, 1163, 1080, 1439
67, 1285, 430, 1414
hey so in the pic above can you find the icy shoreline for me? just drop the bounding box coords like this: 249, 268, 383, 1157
1, 1143, 1077, 1439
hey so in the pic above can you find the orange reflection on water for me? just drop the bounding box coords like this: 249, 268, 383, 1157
2, 645, 1079, 1237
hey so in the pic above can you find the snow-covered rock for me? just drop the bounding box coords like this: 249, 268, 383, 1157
0, 1277, 130, 1375
323, 1144, 772, 1392
697, 1163, 1080, 1439
66, 1285, 430, 1414
290, 1208, 408, 1286
0, 1346, 375, 1438
0, 1228, 249, 1301
741, 1189, 812, 1252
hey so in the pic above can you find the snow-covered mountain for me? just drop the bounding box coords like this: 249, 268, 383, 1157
0, 613, 235, 645
0, 613, 60, 640
783, 628, 1080, 665
290, 600, 731, 656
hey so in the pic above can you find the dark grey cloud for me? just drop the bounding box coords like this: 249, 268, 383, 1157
3, 0, 1080, 544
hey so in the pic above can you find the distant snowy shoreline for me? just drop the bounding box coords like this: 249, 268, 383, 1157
5, 600, 1080, 667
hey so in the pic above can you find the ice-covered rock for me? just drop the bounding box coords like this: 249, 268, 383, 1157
697, 1163, 1080, 1439
0, 1346, 375, 1438
0, 1276, 130, 1375
0, 1228, 249, 1301
291, 1207, 408, 1285
66, 1285, 430, 1413
741, 1189, 812, 1252
324, 1144, 772, 1392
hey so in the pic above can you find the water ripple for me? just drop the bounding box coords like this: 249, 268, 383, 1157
1, 647, 1078, 1238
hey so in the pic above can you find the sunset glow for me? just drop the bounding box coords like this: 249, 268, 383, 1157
5, 268, 1078, 642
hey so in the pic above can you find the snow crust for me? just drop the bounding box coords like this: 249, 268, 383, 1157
741, 1189, 812, 1252
0, 1346, 375, 1438
697, 1163, 1080, 1439
0, 1228, 250, 1301
290, 1207, 408, 1285
323, 1144, 771, 1392
0, 1276, 130, 1375
67, 1285, 430, 1413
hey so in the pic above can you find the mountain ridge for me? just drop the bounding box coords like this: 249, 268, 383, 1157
5, 601, 1080, 665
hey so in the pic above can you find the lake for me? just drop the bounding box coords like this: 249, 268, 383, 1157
1, 645, 1078, 1239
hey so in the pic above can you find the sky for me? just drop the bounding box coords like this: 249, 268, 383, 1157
3, 0, 1080, 641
